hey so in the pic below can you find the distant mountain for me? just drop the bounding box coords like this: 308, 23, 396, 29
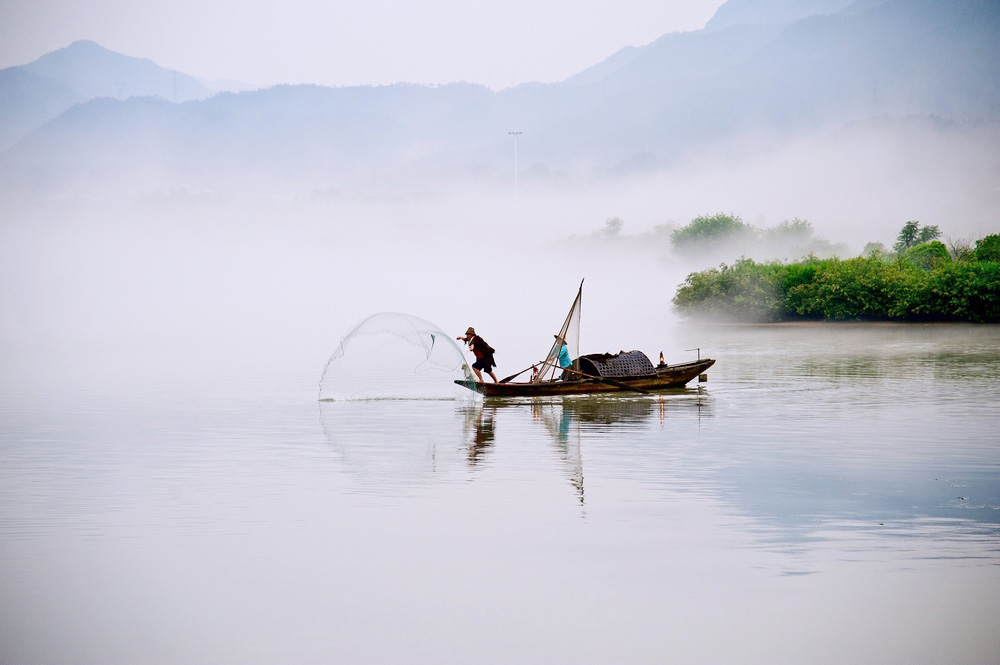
0, 67, 79, 152
20, 40, 214, 102
2, 0, 998, 196
535, 0, 1000, 168
566, 23, 783, 90
198, 77, 258, 94
705, 0, 861, 30
709, 0, 1000, 124
1, 82, 501, 194
0, 40, 215, 151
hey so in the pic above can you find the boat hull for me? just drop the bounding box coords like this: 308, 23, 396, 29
455, 359, 715, 397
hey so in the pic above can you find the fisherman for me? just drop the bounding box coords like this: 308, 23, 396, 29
555, 334, 573, 380
555, 335, 572, 369
457, 327, 498, 383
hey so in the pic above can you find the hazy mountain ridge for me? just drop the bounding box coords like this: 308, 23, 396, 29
0, 67, 80, 151
705, 0, 862, 30
0, 40, 219, 151
2, 82, 505, 194
684, 0, 1000, 128
549, 0, 1000, 168
2, 0, 998, 198
20, 40, 214, 101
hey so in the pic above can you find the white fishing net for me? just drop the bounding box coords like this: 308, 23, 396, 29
319, 312, 475, 401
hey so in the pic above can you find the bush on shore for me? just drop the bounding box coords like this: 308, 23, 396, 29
673, 248, 1000, 323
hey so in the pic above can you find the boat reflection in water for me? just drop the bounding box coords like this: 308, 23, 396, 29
503, 390, 713, 503
320, 388, 713, 500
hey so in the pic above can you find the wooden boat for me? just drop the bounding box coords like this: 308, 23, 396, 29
455, 357, 715, 397
454, 280, 716, 397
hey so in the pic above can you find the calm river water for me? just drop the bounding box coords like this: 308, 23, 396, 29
2, 323, 998, 664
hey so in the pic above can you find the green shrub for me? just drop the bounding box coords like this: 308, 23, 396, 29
902, 240, 951, 270
673, 233, 1000, 323
672, 258, 787, 322
763, 218, 813, 242
972, 234, 1000, 263
781, 258, 821, 289
671, 213, 756, 251
909, 261, 1000, 322
784, 257, 923, 320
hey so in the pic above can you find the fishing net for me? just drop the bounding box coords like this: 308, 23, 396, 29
319, 312, 475, 401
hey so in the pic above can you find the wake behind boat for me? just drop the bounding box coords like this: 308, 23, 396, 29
454, 281, 716, 397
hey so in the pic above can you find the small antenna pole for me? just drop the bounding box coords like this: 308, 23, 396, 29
508, 131, 522, 200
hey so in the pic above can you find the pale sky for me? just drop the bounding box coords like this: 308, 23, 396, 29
0, 0, 726, 89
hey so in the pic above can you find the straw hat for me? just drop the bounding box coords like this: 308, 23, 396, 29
465, 327, 476, 335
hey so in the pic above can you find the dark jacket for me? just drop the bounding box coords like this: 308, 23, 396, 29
470, 335, 496, 364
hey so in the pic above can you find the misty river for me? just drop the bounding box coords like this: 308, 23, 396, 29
2, 320, 998, 664
5, 1, 1000, 660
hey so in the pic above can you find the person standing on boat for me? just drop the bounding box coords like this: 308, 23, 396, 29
555, 335, 572, 369
555, 334, 573, 380
458, 327, 498, 383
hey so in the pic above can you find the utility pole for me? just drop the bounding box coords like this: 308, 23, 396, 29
508, 131, 522, 199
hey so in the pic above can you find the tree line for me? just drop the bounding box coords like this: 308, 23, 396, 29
671, 222, 1000, 323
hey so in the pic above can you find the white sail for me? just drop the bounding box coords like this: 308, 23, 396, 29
533, 280, 583, 383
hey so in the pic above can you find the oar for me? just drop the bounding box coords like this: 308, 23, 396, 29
499, 365, 535, 384
498, 358, 562, 384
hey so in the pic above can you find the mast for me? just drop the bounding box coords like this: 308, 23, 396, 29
533, 279, 584, 383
